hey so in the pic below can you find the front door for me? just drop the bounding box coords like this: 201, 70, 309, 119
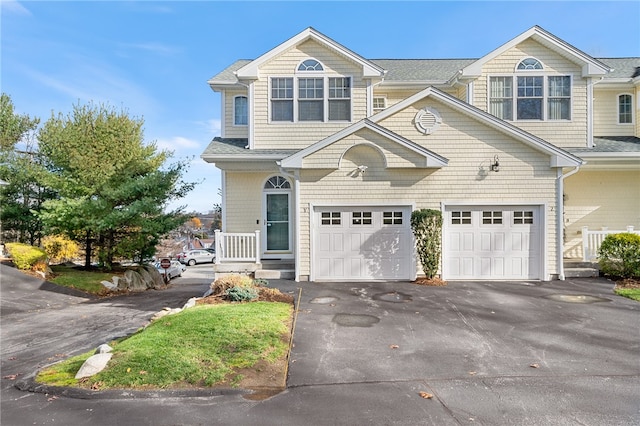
265, 193, 290, 251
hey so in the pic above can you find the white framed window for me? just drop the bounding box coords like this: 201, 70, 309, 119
513, 211, 534, 224
233, 96, 248, 126
383, 211, 403, 225
352, 212, 372, 225
321, 212, 341, 225
328, 77, 351, 121
271, 78, 294, 122
270, 58, 351, 123
451, 211, 471, 225
489, 58, 571, 121
618, 94, 633, 124
482, 211, 502, 225
298, 77, 324, 121
373, 97, 387, 113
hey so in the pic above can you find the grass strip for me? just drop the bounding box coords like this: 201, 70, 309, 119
37, 302, 293, 389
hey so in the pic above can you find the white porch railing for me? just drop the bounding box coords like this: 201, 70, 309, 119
214, 230, 261, 264
581, 226, 638, 261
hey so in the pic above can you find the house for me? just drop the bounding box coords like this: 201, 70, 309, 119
201, 26, 640, 282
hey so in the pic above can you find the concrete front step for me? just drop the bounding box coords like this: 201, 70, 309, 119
564, 267, 599, 278
254, 269, 295, 280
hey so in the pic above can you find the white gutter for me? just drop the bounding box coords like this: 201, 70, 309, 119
557, 166, 581, 280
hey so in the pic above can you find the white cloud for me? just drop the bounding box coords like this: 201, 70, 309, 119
1, 0, 31, 15
155, 136, 201, 152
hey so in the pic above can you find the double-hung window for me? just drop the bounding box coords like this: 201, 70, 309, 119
271, 78, 294, 122
298, 78, 324, 121
270, 58, 351, 123
618, 94, 633, 124
328, 77, 351, 121
489, 58, 571, 121
234, 96, 248, 126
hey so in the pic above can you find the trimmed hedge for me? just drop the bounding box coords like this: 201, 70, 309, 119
5, 242, 48, 271
598, 233, 640, 279
410, 209, 442, 279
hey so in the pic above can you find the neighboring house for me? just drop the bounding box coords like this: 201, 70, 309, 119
201, 26, 640, 282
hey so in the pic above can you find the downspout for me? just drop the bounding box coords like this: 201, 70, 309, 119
557, 166, 581, 280
586, 77, 605, 148
277, 165, 300, 282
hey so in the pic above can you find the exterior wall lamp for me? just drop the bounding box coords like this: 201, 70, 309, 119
490, 155, 500, 172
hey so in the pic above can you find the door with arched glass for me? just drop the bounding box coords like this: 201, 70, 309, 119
263, 176, 291, 255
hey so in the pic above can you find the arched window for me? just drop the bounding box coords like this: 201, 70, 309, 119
517, 58, 543, 70
234, 96, 248, 126
297, 59, 324, 71
618, 94, 633, 124
264, 176, 291, 189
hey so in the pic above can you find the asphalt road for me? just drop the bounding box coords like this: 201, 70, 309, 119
1, 262, 639, 425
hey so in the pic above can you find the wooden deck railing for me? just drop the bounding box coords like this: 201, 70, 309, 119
214, 230, 261, 264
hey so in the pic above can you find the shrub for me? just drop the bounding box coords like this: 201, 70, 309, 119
209, 274, 263, 302
42, 235, 80, 264
410, 209, 442, 279
599, 233, 640, 279
5, 242, 48, 271
224, 286, 259, 302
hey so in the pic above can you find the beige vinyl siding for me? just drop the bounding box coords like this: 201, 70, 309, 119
373, 87, 458, 111
563, 170, 640, 259
252, 39, 368, 149
593, 87, 637, 136
296, 96, 559, 278
303, 129, 429, 169
224, 89, 249, 139
636, 86, 640, 137
474, 39, 588, 149
224, 172, 270, 233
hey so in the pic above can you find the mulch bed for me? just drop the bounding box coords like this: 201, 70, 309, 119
413, 277, 448, 287
196, 287, 294, 305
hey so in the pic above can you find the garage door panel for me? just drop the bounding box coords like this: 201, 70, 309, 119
314, 207, 412, 280
445, 206, 541, 280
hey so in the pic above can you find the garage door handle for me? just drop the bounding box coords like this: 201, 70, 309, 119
267, 223, 271, 227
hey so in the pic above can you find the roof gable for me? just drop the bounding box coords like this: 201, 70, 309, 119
279, 119, 448, 169
461, 26, 611, 78
371, 86, 583, 168
236, 27, 385, 80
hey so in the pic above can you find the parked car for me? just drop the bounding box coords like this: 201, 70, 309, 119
155, 260, 186, 280
179, 249, 215, 266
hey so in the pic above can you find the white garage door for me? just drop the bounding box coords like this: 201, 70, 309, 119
444, 206, 541, 280
313, 206, 413, 281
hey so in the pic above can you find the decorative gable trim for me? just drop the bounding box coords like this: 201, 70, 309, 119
460, 26, 611, 78
370, 86, 584, 168
236, 27, 386, 79
279, 119, 448, 169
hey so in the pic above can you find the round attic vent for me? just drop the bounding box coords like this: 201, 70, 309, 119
414, 107, 442, 135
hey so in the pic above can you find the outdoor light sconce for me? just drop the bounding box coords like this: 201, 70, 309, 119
357, 165, 368, 175
490, 155, 500, 172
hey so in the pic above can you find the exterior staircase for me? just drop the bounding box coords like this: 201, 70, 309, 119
213, 259, 295, 281
564, 260, 599, 278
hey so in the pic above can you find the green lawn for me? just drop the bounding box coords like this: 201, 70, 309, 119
49, 265, 121, 294
37, 302, 293, 389
615, 287, 640, 301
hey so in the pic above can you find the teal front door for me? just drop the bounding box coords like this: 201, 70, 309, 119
265, 193, 289, 251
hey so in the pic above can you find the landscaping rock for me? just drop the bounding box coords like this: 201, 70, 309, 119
95, 344, 113, 354
100, 280, 117, 290
123, 269, 146, 291
136, 267, 155, 289
75, 353, 113, 379
182, 297, 197, 310
142, 264, 164, 288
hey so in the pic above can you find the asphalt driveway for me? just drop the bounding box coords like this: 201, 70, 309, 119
1, 263, 639, 425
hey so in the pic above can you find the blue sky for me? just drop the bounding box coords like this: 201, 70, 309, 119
2, 1, 639, 213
